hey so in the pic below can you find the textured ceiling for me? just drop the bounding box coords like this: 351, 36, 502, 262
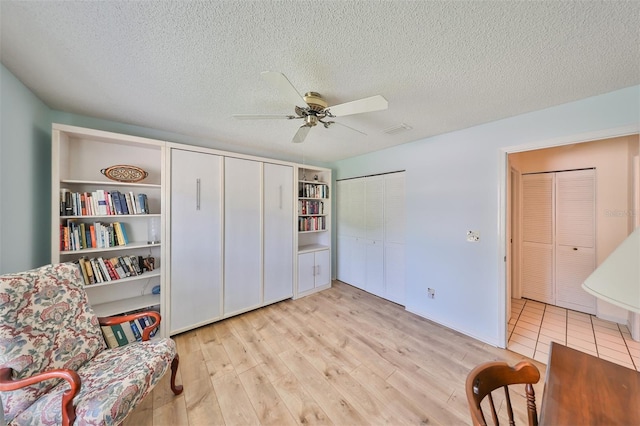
1, 1, 639, 163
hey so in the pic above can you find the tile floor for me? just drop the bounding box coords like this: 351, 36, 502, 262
508, 298, 640, 371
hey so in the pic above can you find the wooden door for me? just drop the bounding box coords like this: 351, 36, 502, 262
263, 163, 294, 304
170, 149, 223, 333
224, 157, 261, 315
521, 173, 555, 304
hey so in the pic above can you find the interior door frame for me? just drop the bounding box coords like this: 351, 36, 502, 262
497, 124, 639, 348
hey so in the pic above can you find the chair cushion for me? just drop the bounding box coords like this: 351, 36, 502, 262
0, 263, 106, 422
8, 338, 176, 426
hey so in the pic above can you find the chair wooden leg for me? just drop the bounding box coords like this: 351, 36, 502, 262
170, 354, 183, 395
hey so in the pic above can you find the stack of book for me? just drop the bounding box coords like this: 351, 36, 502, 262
60, 188, 149, 216
75, 255, 146, 285
298, 216, 326, 231
101, 314, 158, 348
61, 221, 129, 251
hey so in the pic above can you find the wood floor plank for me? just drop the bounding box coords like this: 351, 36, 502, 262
237, 364, 298, 426
271, 371, 333, 426
130, 281, 545, 425
212, 370, 261, 425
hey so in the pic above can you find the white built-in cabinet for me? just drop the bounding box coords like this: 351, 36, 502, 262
264, 163, 294, 304
169, 149, 223, 333
521, 169, 596, 314
52, 124, 328, 338
336, 172, 405, 305
224, 157, 262, 315
167, 146, 297, 334
51, 124, 167, 335
296, 167, 332, 298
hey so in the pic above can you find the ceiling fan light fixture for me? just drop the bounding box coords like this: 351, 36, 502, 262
303, 92, 328, 112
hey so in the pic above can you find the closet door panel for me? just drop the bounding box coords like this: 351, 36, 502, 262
556, 245, 596, 313
336, 180, 350, 237
263, 163, 294, 304
385, 242, 405, 305
556, 169, 595, 248
384, 173, 406, 244
365, 176, 384, 241
337, 235, 353, 284
170, 149, 223, 333
365, 239, 384, 297
224, 157, 261, 314
521, 174, 555, 304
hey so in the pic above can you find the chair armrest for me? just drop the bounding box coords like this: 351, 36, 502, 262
0, 367, 80, 426
98, 311, 161, 341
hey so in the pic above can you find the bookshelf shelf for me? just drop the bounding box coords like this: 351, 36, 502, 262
59, 242, 160, 256
83, 270, 161, 289
52, 123, 166, 336
92, 294, 160, 318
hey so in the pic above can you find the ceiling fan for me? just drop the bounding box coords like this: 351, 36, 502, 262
233, 71, 388, 143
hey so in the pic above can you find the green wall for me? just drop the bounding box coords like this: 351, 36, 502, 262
0, 64, 52, 273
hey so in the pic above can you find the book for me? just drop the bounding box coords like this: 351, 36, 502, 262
117, 256, 131, 276
129, 255, 143, 275
110, 324, 129, 346
97, 258, 112, 281
121, 321, 136, 343
104, 258, 120, 280
123, 192, 133, 215
119, 223, 129, 245
137, 193, 148, 214
109, 257, 127, 278
82, 257, 95, 284
129, 321, 142, 341
101, 325, 120, 348
112, 190, 123, 215
128, 191, 138, 214
77, 258, 90, 285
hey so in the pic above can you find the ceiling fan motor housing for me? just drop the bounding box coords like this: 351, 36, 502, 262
303, 92, 328, 112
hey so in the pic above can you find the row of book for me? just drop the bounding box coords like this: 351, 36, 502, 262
60, 188, 149, 217
74, 255, 148, 285
298, 199, 325, 215
298, 183, 329, 199
298, 216, 326, 232
101, 315, 158, 348
61, 221, 129, 251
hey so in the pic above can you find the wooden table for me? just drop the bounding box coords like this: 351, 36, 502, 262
539, 342, 640, 425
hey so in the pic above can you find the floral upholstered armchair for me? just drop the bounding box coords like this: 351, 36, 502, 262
0, 263, 183, 425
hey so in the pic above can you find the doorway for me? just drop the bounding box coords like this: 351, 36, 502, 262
503, 132, 639, 351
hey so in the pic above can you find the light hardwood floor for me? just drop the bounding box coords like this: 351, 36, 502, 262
125, 281, 545, 425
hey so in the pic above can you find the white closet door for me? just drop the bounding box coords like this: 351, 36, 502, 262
263, 163, 293, 304
349, 178, 366, 239
365, 239, 384, 297
224, 157, 261, 315
336, 235, 353, 284
555, 169, 596, 313
521, 173, 555, 304
336, 180, 349, 237
384, 172, 405, 304
365, 176, 384, 241
170, 149, 223, 333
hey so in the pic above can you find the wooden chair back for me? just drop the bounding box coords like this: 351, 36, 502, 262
466, 361, 540, 426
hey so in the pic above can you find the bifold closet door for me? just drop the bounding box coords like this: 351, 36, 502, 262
170, 149, 223, 333
555, 169, 596, 314
224, 157, 261, 315
521, 173, 555, 304
263, 163, 293, 304
384, 172, 406, 305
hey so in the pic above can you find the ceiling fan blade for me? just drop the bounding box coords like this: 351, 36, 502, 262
329, 121, 367, 136
292, 125, 312, 143
261, 71, 307, 107
326, 95, 388, 117
233, 114, 298, 120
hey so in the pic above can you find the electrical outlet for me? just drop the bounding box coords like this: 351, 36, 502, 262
427, 288, 435, 299
467, 230, 480, 242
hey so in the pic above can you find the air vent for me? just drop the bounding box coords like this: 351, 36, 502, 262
383, 123, 412, 135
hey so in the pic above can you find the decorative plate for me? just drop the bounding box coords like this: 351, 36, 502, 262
101, 165, 148, 183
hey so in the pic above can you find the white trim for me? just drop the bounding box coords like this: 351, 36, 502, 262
497, 123, 640, 348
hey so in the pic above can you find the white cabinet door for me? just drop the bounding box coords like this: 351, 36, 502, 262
298, 252, 315, 293
224, 157, 261, 315
314, 249, 331, 287
298, 249, 330, 294
264, 163, 293, 304
170, 149, 223, 333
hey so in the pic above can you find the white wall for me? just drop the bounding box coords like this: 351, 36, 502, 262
0, 64, 52, 273
331, 85, 640, 346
